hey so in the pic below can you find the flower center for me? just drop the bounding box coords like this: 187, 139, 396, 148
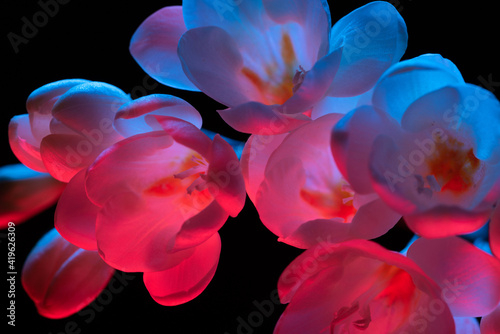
425, 136, 481, 194
241, 31, 300, 105
328, 264, 418, 333
144, 153, 212, 215
300, 181, 357, 221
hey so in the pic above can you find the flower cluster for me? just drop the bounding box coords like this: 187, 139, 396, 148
6, 0, 500, 332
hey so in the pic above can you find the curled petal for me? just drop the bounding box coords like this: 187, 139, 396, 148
55, 169, 99, 250
329, 1, 408, 96
22, 229, 114, 319
0, 164, 65, 228
114, 94, 202, 137
40, 133, 108, 183
8, 115, 47, 172
407, 237, 500, 317
51, 81, 130, 135
130, 6, 199, 91
144, 233, 221, 306
205, 135, 246, 217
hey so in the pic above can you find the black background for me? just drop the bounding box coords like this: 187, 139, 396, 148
1, 0, 498, 333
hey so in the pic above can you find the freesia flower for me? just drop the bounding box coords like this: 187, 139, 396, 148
130, 0, 407, 133
241, 113, 400, 248
22, 228, 115, 319
0, 164, 65, 228
275, 236, 500, 333
50, 94, 244, 305
9, 79, 131, 182
331, 54, 500, 238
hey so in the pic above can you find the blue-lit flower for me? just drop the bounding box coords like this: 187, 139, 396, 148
130, 0, 407, 134
332, 54, 500, 238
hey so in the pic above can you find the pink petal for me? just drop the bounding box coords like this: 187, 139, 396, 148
22, 229, 114, 319
404, 206, 491, 238
172, 201, 228, 252
143, 233, 221, 306
95, 191, 194, 272
480, 304, 500, 334
54, 169, 99, 250
130, 6, 199, 91
40, 133, 104, 182
218, 101, 311, 134
205, 135, 246, 217
329, 2, 408, 96
454, 317, 480, 334
153, 116, 212, 157
26, 79, 90, 141
114, 94, 202, 137
407, 236, 500, 317
178, 26, 250, 107
241, 133, 287, 203
8, 114, 47, 172
490, 204, 500, 258
0, 164, 65, 227
86, 131, 175, 206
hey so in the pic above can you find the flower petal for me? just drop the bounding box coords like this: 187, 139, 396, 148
241, 133, 287, 203
480, 304, 500, 334
205, 135, 246, 217
0, 164, 65, 227
218, 102, 310, 134
26, 79, 90, 142
130, 6, 199, 91
95, 191, 194, 272
54, 169, 99, 250
178, 26, 251, 107
407, 236, 500, 317
404, 207, 491, 238
8, 114, 47, 172
21, 229, 114, 319
372, 54, 465, 122
144, 233, 220, 306
331, 106, 399, 194
329, 1, 408, 96
114, 94, 202, 137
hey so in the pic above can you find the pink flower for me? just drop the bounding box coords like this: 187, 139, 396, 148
332, 54, 500, 238
22, 228, 115, 319
130, 1, 407, 134
8, 79, 131, 182
0, 164, 65, 228
480, 304, 500, 333
275, 236, 500, 333
54, 95, 245, 305
242, 113, 400, 248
